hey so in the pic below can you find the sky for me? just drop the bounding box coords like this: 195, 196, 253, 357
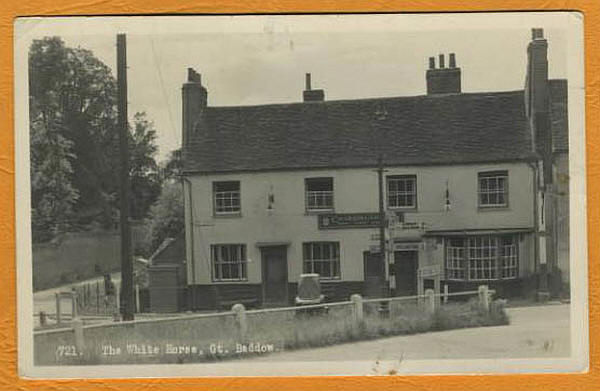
17, 13, 576, 161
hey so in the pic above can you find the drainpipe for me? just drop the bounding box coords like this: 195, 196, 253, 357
182, 177, 196, 310
527, 161, 539, 277
527, 159, 549, 300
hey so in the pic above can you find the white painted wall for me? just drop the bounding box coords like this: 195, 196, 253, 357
184, 162, 535, 284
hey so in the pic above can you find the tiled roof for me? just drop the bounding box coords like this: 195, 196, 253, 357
549, 79, 569, 153
183, 90, 536, 173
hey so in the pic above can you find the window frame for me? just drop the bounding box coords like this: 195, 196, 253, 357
213, 180, 241, 216
211, 243, 248, 282
305, 177, 334, 213
302, 241, 341, 280
386, 175, 418, 210
478, 171, 509, 209
444, 234, 519, 281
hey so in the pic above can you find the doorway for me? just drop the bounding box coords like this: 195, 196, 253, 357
261, 246, 288, 305
363, 251, 385, 298
394, 250, 418, 296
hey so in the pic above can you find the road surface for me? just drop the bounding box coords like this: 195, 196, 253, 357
251, 304, 570, 361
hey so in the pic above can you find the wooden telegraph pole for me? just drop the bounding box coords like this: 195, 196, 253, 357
117, 34, 134, 321
377, 155, 390, 315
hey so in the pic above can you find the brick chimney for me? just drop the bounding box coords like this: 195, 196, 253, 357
303, 73, 325, 102
524, 27, 552, 180
182, 68, 207, 147
426, 53, 461, 94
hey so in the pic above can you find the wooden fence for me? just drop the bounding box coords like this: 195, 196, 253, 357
34, 285, 495, 355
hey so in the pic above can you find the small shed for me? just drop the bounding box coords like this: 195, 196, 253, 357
148, 233, 187, 312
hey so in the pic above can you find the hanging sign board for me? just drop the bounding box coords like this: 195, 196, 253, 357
318, 213, 381, 229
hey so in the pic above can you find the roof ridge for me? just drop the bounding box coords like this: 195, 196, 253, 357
206, 89, 525, 110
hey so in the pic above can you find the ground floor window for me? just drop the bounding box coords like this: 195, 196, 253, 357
211, 244, 247, 281
303, 242, 340, 279
445, 234, 519, 281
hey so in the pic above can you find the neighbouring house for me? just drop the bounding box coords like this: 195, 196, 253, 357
180, 28, 569, 310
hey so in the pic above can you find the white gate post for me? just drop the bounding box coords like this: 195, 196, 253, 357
350, 294, 363, 326
425, 289, 435, 314
478, 285, 490, 312
232, 303, 247, 342
73, 318, 85, 354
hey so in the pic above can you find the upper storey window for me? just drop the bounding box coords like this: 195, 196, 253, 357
387, 175, 417, 209
478, 171, 508, 208
305, 177, 334, 212
213, 181, 241, 215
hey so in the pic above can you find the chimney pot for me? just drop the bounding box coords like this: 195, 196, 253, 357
305, 73, 312, 91
532, 28, 544, 40
429, 57, 435, 69
449, 53, 456, 68
439, 54, 445, 68
187, 68, 202, 83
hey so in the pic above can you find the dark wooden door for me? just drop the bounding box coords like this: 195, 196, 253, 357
394, 250, 418, 296
363, 251, 385, 298
262, 246, 288, 305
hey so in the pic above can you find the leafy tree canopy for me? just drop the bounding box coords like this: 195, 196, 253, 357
29, 37, 163, 241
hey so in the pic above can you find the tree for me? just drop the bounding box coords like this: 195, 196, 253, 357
129, 112, 162, 220
29, 37, 162, 241
29, 118, 79, 242
161, 148, 182, 181
139, 180, 184, 257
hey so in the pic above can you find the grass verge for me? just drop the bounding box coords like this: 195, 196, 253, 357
34, 298, 508, 365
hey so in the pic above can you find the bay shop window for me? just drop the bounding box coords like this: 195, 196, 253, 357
445, 235, 519, 281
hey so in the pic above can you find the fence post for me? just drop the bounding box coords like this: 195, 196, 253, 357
96, 281, 100, 315
72, 318, 85, 354
71, 290, 78, 319
232, 304, 247, 342
39, 311, 47, 327
478, 285, 490, 312
425, 289, 435, 314
135, 284, 140, 313
443, 284, 449, 304
350, 294, 363, 326
55, 293, 61, 325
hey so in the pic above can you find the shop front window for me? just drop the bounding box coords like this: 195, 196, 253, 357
444, 234, 519, 281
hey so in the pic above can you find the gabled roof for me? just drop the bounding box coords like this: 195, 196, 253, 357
183, 90, 537, 174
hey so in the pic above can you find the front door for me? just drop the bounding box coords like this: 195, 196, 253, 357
261, 246, 288, 305
394, 250, 418, 296
363, 251, 385, 298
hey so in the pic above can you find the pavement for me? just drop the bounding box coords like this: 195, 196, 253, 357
250, 304, 571, 361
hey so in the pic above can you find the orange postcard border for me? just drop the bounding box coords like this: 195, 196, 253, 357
0, 1, 598, 390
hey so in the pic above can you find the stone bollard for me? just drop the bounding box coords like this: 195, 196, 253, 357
425, 289, 435, 314
72, 317, 85, 354
478, 285, 490, 313
232, 303, 247, 342
350, 294, 363, 326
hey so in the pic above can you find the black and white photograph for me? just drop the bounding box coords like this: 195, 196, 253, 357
15, 13, 587, 377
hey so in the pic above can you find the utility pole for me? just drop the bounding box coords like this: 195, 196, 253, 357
377, 155, 390, 315
117, 34, 134, 321
377, 155, 386, 294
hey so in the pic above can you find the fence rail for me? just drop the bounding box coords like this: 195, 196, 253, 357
35, 285, 495, 341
